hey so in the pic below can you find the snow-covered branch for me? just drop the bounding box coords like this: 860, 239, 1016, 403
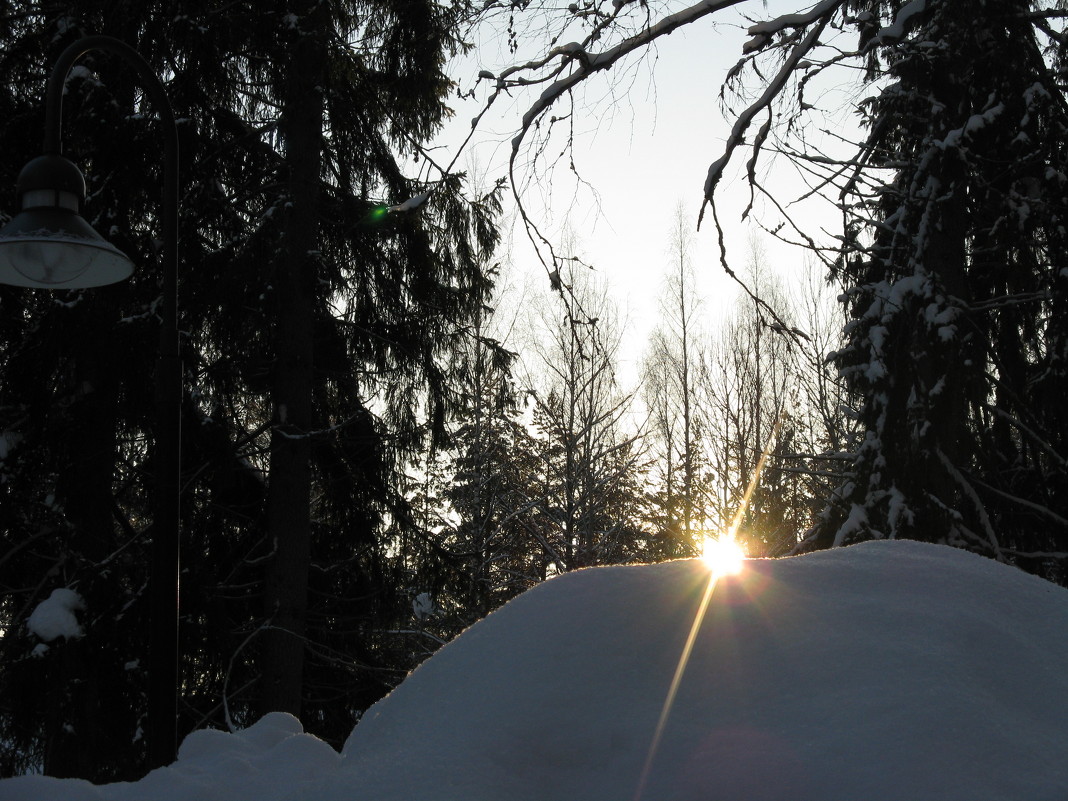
702, 3, 840, 207
506, 0, 749, 158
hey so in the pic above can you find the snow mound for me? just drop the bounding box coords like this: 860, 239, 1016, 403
337, 540, 1068, 800
0, 713, 340, 801
3, 541, 1067, 801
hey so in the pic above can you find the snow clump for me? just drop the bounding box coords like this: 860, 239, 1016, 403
27, 588, 85, 642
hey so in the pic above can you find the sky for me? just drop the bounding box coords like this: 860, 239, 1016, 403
7, 539, 1067, 800
430, 0, 852, 383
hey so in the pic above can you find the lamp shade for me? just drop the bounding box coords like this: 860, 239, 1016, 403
0, 154, 133, 288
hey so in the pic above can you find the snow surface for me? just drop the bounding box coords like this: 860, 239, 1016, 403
26, 588, 85, 642
3, 540, 1067, 800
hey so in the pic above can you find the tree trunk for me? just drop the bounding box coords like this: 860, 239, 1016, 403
260, 4, 324, 718
46, 309, 118, 778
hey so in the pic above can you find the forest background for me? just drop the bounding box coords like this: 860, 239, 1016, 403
1, 0, 1067, 784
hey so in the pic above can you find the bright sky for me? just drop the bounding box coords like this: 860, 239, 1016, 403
431, 0, 850, 386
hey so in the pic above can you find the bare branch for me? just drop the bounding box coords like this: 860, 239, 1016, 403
506, 0, 750, 159
701, 1, 840, 217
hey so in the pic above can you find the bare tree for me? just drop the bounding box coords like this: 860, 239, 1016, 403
640, 203, 706, 557
783, 258, 857, 518
700, 238, 801, 556
522, 243, 647, 570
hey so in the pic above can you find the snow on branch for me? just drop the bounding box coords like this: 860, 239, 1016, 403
936, 448, 1002, 560
989, 406, 1068, 469
971, 478, 1068, 530
873, 0, 927, 45
388, 193, 430, 213
743, 0, 842, 52
27, 588, 85, 642
508, 0, 749, 157
702, 2, 841, 210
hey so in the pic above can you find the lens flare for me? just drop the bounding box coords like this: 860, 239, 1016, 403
701, 535, 746, 577
633, 410, 786, 801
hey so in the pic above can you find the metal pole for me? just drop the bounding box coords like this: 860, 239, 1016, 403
45, 36, 181, 768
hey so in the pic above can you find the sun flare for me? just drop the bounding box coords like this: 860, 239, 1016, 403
701, 535, 746, 576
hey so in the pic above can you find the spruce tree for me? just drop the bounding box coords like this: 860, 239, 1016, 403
804, 0, 1068, 581
0, 0, 499, 778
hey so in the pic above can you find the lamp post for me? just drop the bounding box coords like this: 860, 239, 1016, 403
0, 36, 181, 768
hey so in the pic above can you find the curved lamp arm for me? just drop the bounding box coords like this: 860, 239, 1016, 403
44, 35, 179, 323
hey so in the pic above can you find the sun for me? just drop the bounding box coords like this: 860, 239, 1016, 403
700, 535, 746, 576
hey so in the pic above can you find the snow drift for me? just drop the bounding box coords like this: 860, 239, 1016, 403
3, 540, 1066, 800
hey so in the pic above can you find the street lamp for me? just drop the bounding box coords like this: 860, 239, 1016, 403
0, 154, 132, 287
0, 35, 181, 768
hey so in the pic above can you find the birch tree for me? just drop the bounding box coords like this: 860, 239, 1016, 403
640, 204, 707, 557
700, 241, 801, 556
524, 256, 647, 570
